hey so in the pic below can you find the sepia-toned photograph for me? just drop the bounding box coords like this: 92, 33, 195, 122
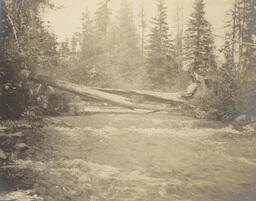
0, 0, 256, 200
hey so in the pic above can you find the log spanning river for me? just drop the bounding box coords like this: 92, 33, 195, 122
0, 113, 256, 201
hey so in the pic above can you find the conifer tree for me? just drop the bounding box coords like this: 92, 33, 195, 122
240, 0, 256, 72
183, 0, 216, 77
213, 0, 256, 119
139, 0, 146, 57
147, 0, 174, 89
95, 0, 111, 38
118, 0, 138, 51
80, 11, 96, 59
231, 0, 256, 116
73, 11, 99, 85
112, 0, 141, 86
95, 0, 112, 55
224, 0, 256, 72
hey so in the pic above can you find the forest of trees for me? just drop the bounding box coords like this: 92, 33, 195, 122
0, 0, 256, 122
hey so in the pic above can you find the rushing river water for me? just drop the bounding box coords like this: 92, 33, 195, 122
0, 113, 256, 201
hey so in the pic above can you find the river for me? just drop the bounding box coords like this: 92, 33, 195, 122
0, 113, 256, 201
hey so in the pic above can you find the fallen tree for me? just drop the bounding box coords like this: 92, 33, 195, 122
93, 82, 199, 103
32, 75, 175, 112
31, 73, 203, 112
68, 105, 179, 115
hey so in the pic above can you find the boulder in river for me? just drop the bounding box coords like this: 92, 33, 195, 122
243, 122, 256, 132
232, 115, 256, 131
0, 132, 24, 138
15, 143, 28, 151
233, 115, 247, 128
0, 126, 7, 133
0, 149, 7, 160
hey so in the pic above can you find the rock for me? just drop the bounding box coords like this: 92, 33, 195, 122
0, 126, 7, 132
0, 149, 7, 160
243, 122, 256, 132
184, 83, 199, 96
15, 143, 28, 151
233, 115, 256, 131
18, 124, 32, 129
9, 152, 18, 161
193, 108, 217, 119
0, 132, 24, 138
233, 115, 247, 126
10, 132, 24, 137
205, 109, 218, 120
251, 116, 256, 122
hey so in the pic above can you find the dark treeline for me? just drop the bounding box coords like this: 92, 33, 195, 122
0, 0, 256, 122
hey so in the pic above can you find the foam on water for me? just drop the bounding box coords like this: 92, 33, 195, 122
0, 190, 43, 201
65, 124, 241, 138
1, 114, 254, 201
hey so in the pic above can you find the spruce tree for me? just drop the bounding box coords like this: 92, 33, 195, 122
95, 0, 111, 38
113, 0, 141, 86
223, 0, 256, 72
223, 5, 236, 71
183, 0, 216, 77
118, 0, 138, 52
95, 0, 112, 56
234, 0, 256, 117
80, 11, 96, 59
216, 0, 256, 119
240, 0, 256, 72
73, 11, 99, 85
175, 0, 184, 72
139, 0, 146, 57
147, 0, 174, 90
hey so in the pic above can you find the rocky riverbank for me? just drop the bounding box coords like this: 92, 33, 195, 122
0, 120, 45, 164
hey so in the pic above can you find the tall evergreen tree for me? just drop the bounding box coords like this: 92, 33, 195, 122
73, 10, 99, 85
139, 0, 146, 57
147, 0, 175, 90
95, 0, 112, 56
175, 0, 184, 72
95, 0, 111, 38
118, 0, 138, 52
183, 0, 216, 77
80, 11, 96, 59
212, 0, 256, 119
223, 6, 236, 71
112, 0, 141, 86
224, 0, 256, 71
228, 0, 256, 117
240, 0, 256, 72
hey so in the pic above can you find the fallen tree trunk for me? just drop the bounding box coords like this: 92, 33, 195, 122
94, 82, 199, 103
31, 75, 174, 111
94, 87, 187, 103
31, 73, 204, 112
68, 105, 179, 115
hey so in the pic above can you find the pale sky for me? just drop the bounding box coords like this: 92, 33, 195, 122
43, 0, 233, 48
